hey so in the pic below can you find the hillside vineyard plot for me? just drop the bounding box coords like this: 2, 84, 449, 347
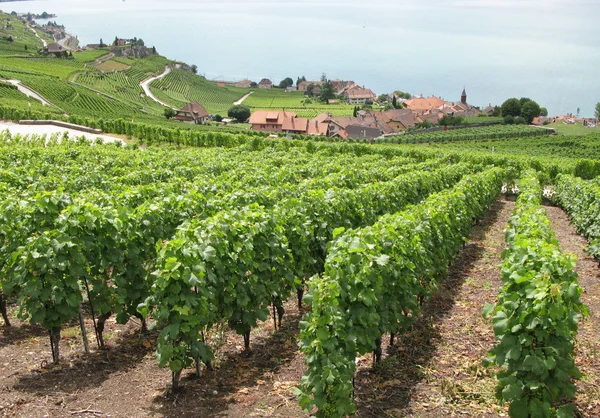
0, 135, 597, 418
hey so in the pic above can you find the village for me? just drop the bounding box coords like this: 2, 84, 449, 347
172, 83, 487, 139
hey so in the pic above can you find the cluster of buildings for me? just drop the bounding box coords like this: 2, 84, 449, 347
170, 88, 489, 140
257, 78, 377, 105
249, 89, 482, 139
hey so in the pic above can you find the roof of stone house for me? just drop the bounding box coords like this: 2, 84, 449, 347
313, 112, 334, 124
46, 43, 63, 53
346, 124, 382, 139
405, 96, 446, 112
346, 86, 376, 99
282, 116, 309, 132
249, 110, 298, 126
235, 79, 253, 87
177, 101, 208, 119
307, 119, 329, 135
332, 129, 349, 139
421, 112, 440, 124
258, 78, 272, 85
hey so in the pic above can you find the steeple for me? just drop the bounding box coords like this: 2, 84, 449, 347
461, 87, 467, 105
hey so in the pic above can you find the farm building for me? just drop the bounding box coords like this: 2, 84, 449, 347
173, 102, 210, 124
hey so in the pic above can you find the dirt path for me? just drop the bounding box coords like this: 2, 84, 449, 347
545, 205, 600, 417
2, 199, 596, 417
354, 197, 515, 417
140, 66, 177, 109
26, 24, 47, 48
233, 91, 253, 105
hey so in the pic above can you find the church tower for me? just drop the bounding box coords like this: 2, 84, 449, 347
461, 87, 467, 104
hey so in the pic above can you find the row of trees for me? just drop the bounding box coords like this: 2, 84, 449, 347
500, 97, 547, 124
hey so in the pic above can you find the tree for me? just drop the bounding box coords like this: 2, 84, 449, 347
392, 96, 397, 108
152, 46, 156, 54
540, 107, 548, 117
190, 64, 198, 74
319, 79, 335, 103
228, 104, 251, 122
353, 106, 358, 117
6, 36, 13, 43
296, 76, 306, 86
519, 97, 532, 106
492, 106, 501, 117
278, 77, 293, 89
136, 38, 145, 46
577, 107, 580, 117
113, 36, 119, 46
504, 115, 515, 125
520, 100, 541, 124
214, 114, 223, 122
595, 102, 600, 121
439, 115, 464, 126
99, 38, 105, 47
250, 82, 257, 88
24, 45, 27, 51
501, 98, 521, 117
514, 116, 526, 125
163, 108, 176, 119
394, 90, 411, 99
377, 94, 388, 103
320, 72, 327, 82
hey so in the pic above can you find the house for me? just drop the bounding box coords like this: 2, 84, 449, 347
116, 39, 126, 47
235, 79, 253, 88
173, 102, 209, 124
314, 114, 384, 139
258, 78, 273, 89
345, 85, 376, 105
282, 115, 309, 134
298, 80, 323, 91
285, 85, 297, 92
481, 105, 496, 116
249, 110, 308, 134
307, 118, 329, 136
369, 109, 418, 132
418, 111, 440, 125
404, 96, 446, 114
45, 43, 65, 56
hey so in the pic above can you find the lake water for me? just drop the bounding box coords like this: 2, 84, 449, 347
3, 0, 599, 116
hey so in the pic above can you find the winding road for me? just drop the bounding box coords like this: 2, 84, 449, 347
0, 79, 56, 107
140, 66, 177, 109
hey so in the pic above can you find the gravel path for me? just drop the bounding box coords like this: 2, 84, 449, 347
0, 121, 124, 144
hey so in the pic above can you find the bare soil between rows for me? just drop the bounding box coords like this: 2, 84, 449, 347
0, 197, 598, 417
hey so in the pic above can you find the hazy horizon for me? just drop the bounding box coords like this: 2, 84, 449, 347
4, 0, 599, 116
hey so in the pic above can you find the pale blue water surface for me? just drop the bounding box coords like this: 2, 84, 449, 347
3, 0, 599, 116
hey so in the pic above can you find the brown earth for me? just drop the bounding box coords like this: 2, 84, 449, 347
0, 197, 598, 418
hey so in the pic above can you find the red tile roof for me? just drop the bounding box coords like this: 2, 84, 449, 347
282, 116, 308, 132
346, 86, 376, 99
